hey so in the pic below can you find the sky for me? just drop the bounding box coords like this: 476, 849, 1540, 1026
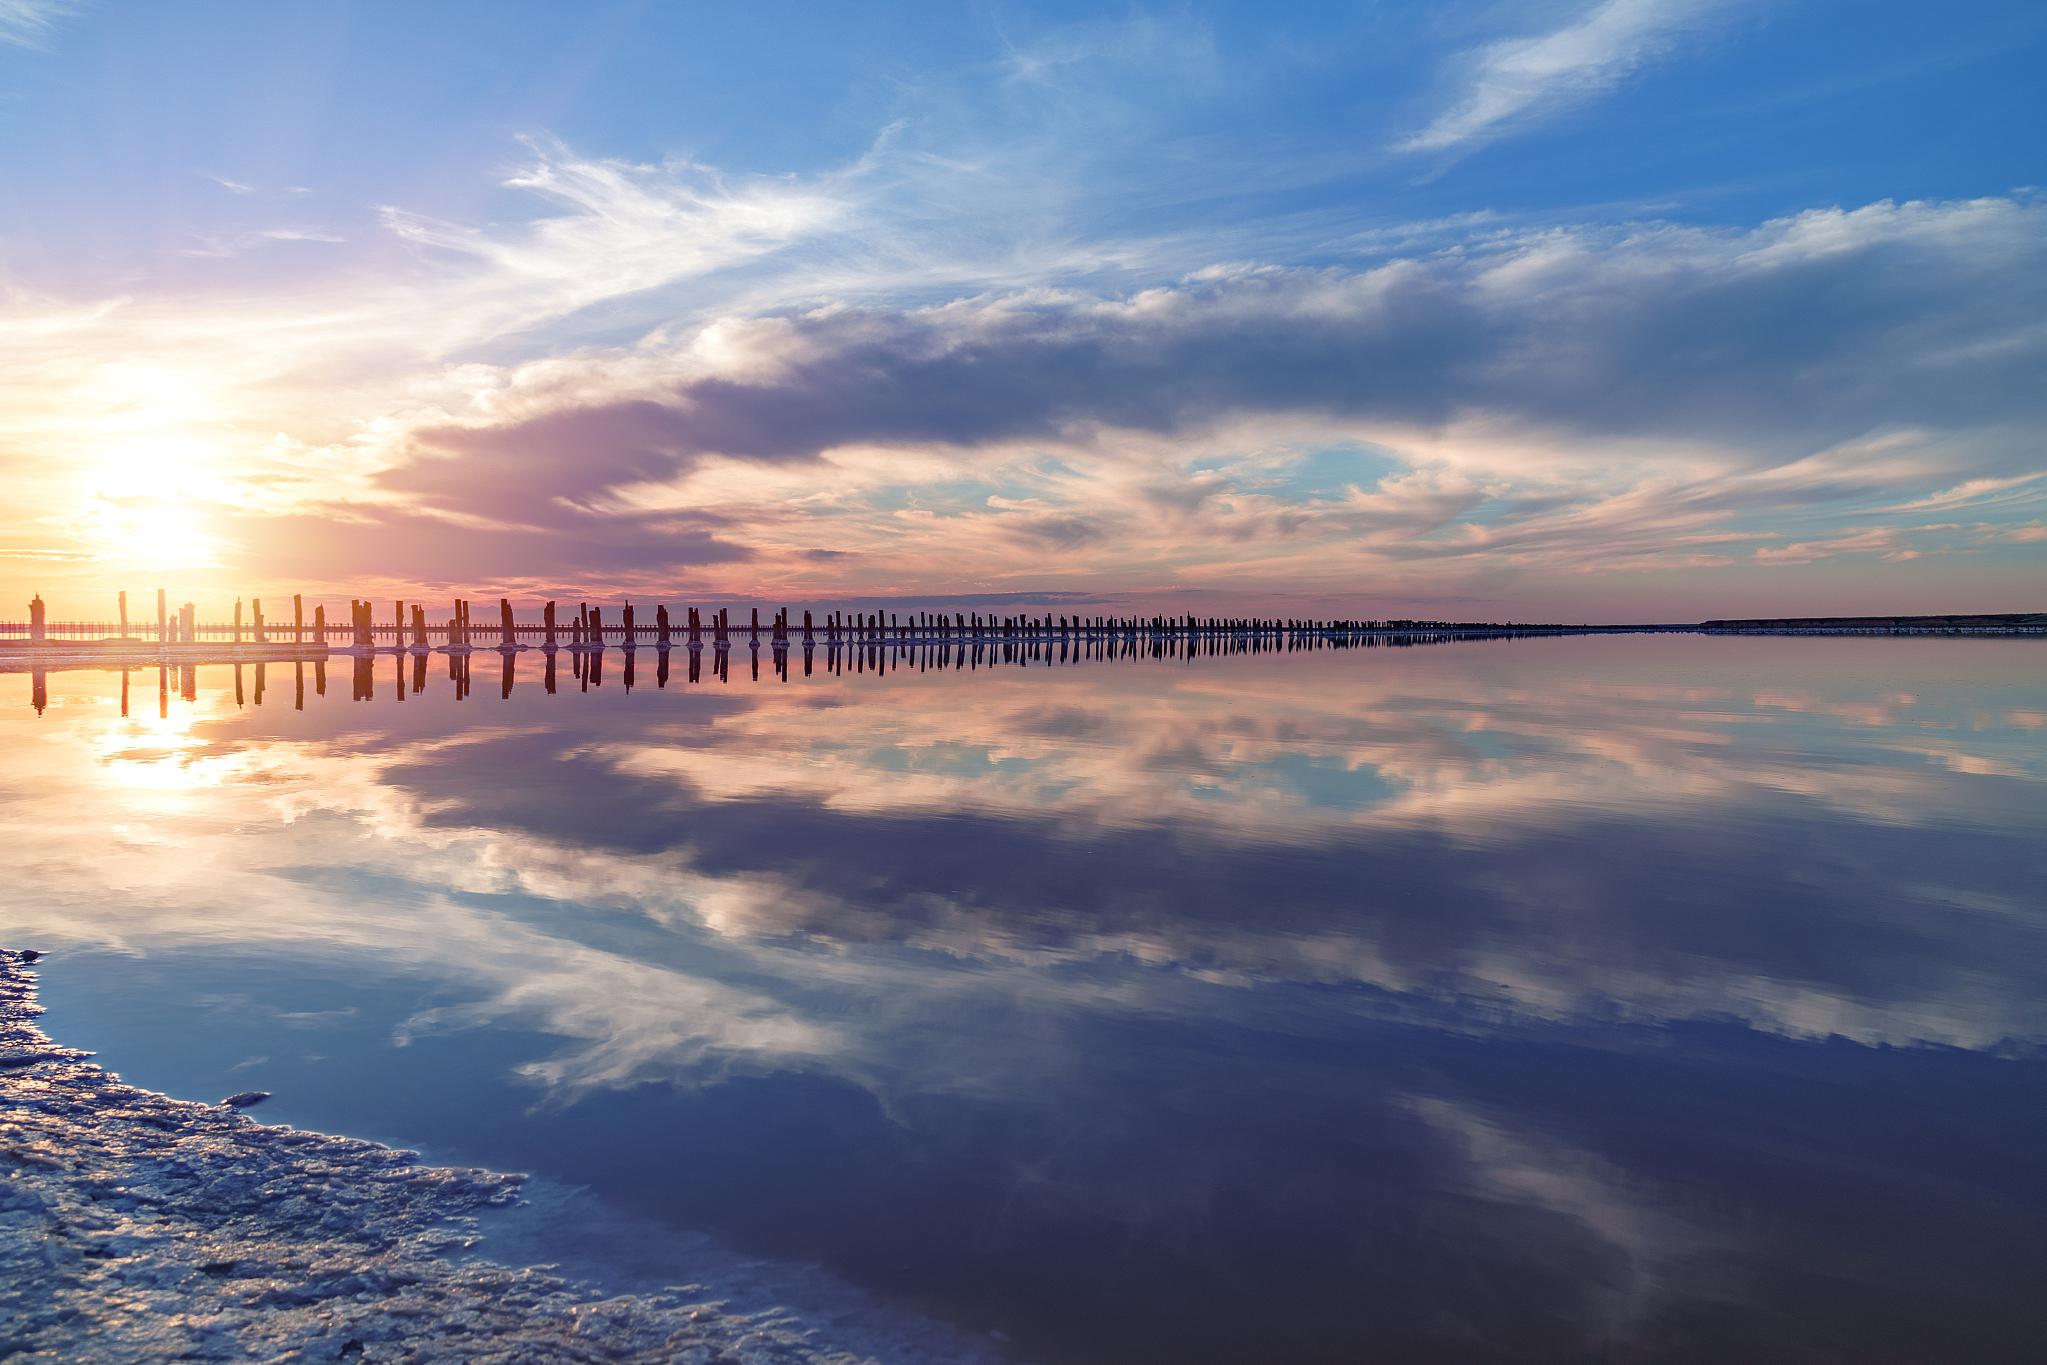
1, 0, 2043, 622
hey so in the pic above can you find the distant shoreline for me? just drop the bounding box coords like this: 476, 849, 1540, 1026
1, 615, 2043, 671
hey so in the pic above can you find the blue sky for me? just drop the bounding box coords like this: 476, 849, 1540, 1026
2, 0, 2043, 617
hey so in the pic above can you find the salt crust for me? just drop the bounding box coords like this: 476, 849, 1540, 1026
0, 950, 998, 1364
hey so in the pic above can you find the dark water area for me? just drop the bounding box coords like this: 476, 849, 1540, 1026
6, 636, 2045, 1363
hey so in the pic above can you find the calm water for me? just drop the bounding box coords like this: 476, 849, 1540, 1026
6, 636, 2045, 1363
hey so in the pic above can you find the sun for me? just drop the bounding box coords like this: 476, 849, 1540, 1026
82, 497, 221, 572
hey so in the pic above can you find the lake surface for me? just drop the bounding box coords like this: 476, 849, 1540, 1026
6, 635, 2045, 1363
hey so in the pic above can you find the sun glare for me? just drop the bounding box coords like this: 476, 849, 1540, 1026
82, 497, 220, 571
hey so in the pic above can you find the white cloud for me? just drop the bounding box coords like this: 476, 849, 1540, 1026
0, 0, 77, 49
1402, 0, 1736, 157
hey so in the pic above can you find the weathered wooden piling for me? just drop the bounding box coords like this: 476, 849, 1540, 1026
544, 601, 557, 648
412, 604, 427, 648
293, 594, 303, 645
252, 598, 266, 644
656, 604, 671, 646
500, 598, 515, 648
622, 601, 636, 647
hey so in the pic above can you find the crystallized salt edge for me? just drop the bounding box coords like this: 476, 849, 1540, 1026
0, 949, 997, 1365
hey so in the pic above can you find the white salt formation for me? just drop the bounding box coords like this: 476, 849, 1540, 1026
0, 950, 995, 1364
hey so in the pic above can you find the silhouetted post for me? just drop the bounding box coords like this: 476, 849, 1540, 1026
28, 594, 45, 643
656, 604, 670, 646
182, 602, 196, 643
501, 598, 515, 647
803, 610, 813, 643
544, 601, 557, 648
412, 604, 427, 648
293, 594, 303, 644
750, 606, 760, 641
590, 604, 603, 646
252, 598, 266, 644
394, 601, 405, 649
119, 590, 129, 639
622, 601, 635, 647
311, 603, 325, 646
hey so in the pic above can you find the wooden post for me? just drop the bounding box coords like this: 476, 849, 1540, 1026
158, 589, 168, 645
252, 598, 266, 644
544, 601, 556, 648
28, 594, 45, 643
656, 604, 670, 646
293, 594, 303, 644
500, 598, 515, 648
119, 590, 129, 639
412, 604, 426, 647
234, 598, 243, 644
621, 600, 635, 647
589, 604, 603, 646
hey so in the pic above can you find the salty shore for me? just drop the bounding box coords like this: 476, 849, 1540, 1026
0, 949, 990, 1364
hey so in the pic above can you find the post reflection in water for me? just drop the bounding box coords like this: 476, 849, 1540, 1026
7, 637, 2047, 1365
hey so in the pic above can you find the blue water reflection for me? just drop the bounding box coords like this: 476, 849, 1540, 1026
8, 637, 2046, 1363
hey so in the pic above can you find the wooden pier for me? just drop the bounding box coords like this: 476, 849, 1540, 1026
7, 591, 2036, 674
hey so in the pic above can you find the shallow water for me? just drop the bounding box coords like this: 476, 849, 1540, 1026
6, 635, 2045, 1363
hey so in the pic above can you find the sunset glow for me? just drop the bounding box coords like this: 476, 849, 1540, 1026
1, 3, 2040, 620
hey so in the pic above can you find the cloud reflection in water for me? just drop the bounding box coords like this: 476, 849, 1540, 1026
6, 636, 2045, 1363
